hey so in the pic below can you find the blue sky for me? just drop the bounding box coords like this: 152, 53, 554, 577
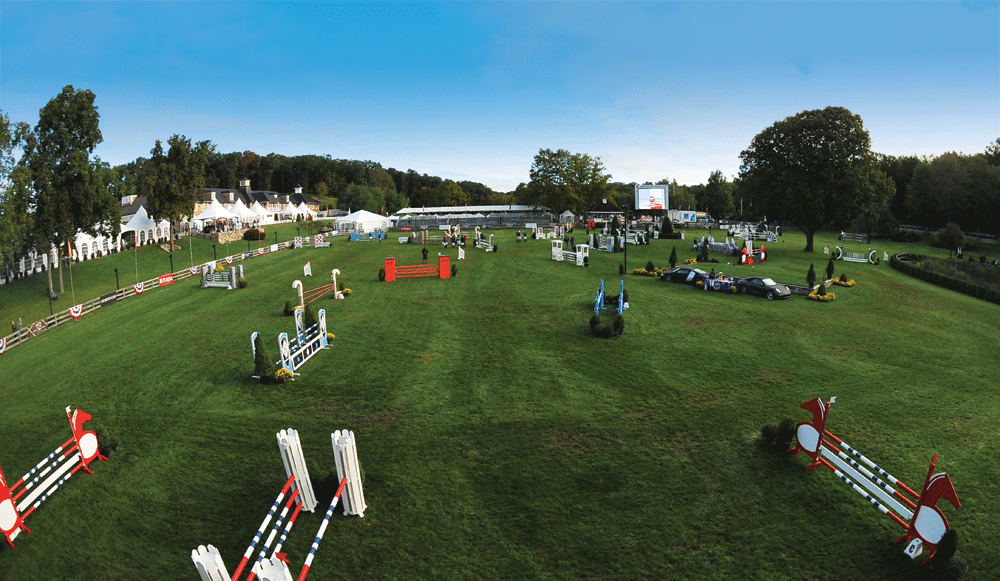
2, 1, 997, 193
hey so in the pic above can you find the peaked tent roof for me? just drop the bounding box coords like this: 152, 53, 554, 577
295, 201, 316, 216
249, 200, 268, 215
121, 205, 168, 233
279, 202, 299, 216
193, 198, 238, 223
335, 209, 391, 231
231, 199, 258, 220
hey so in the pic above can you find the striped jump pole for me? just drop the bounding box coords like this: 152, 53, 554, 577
245, 488, 301, 581
230, 475, 296, 581
295, 478, 347, 581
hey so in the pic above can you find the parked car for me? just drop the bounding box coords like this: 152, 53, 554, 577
660, 267, 708, 285
736, 277, 791, 300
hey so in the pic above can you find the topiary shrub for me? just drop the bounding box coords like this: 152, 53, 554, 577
807, 263, 817, 288
619, 263, 626, 275
612, 315, 625, 336
304, 302, 318, 328
254, 333, 275, 383
839, 273, 848, 282
283, 300, 295, 316
583, 256, 589, 267
589, 314, 601, 331
761, 419, 796, 453
243, 227, 267, 241
451, 264, 458, 278
645, 261, 655, 273
816, 282, 827, 296
698, 246, 710, 264
826, 258, 835, 281
669, 246, 678, 269
238, 277, 248, 288
378, 268, 386, 281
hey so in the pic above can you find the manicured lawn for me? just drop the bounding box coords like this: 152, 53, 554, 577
1, 227, 997, 580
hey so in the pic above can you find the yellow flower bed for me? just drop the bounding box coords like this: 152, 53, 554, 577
273, 368, 294, 383
832, 279, 856, 287
343, 288, 352, 296
684, 258, 698, 265
327, 333, 335, 340
807, 291, 836, 302
632, 268, 648, 275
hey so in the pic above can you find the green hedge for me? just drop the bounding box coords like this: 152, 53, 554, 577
890, 253, 1000, 306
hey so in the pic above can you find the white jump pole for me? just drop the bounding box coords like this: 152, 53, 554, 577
294, 478, 347, 581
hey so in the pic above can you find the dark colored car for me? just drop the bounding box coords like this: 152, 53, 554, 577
736, 276, 791, 300
660, 267, 708, 285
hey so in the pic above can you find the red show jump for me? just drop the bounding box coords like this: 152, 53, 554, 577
789, 397, 961, 564
0, 407, 107, 549
384, 254, 450, 282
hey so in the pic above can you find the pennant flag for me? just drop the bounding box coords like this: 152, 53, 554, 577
189, 266, 198, 276
69, 305, 83, 319
133, 282, 144, 294
226, 256, 234, 265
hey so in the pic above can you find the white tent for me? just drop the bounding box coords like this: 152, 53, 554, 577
193, 199, 238, 226
231, 199, 259, 224
249, 200, 272, 224
279, 202, 298, 221
295, 201, 316, 218
119, 206, 171, 246
336, 209, 391, 232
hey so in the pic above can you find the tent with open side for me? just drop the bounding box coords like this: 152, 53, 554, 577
231, 199, 259, 224
249, 200, 272, 224
193, 198, 238, 228
336, 209, 392, 233
295, 201, 316, 219
119, 205, 171, 247
279, 202, 298, 221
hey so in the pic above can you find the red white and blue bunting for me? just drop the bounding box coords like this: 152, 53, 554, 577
189, 266, 198, 276
69, 304, 83, 319
0, 337, 6, 354
226, 256, 234, 265
133, 282, 144, 294
257, 248, 265, 256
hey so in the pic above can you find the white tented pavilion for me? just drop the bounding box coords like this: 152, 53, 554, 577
295, 201, 316, 220
231, 200, 259, 225
249, 200, 273, 225
119, 206, 171, 247
279, 202, 298, 222
192, 199, 238, 230
335, 210, 392, 233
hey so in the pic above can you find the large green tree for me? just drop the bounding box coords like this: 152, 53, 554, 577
0, 112, 34, 279
738, 106, 893, 251
25, 86, 117, 293
139, 135, 212, 244
702, 170, 735, 219
525, 148, 615, 215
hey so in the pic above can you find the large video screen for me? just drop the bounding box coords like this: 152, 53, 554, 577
635, 185, 666, 210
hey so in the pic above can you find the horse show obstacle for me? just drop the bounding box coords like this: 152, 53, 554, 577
251, 307, 329, 378
789, 397, 961, 564
835, 245, 878, 264
550, 240, 589, 266
594, 280, 627, 315
472, 227, 495, 252
0, 407, 107, 548
383, 255, 450, 282
192, 428, 365, 581
201, 264, 244, 289
293, 270, 344, 307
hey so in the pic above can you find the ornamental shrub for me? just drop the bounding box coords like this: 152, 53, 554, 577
589, 314, 601, 331
816, 282, 827, 296
669, 246, 678, 268
661, 214, 674, 235
451, 264, 458, 278
807, 263, 817, 288
238, 277, 248, 289
645, 261, 655, 273
619, 263, 626, 275
283, 300, 295, 316
592, 322, 615, 338
378, 268, 386, 281
698, 246, 710, 264
583, 256, 589, 267
612, 315, 625, 336
304, 302, 318, 328
243, 227, 267, 241
826, 258, 835, 281
254, 333, 275, 383
839, 273, 848, 282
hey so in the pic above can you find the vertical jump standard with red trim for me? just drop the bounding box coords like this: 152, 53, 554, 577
383, 254, 450, 282
788, 397, 961, 564
0, 407, 107, 549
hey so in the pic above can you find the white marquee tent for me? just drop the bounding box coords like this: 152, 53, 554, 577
295, 201, 316, 219
119, 206, 171, 246
193, 199, 238, 226
231, 199, 259, 224
336, 209, 391, 233
279, 202, 299, 221
249, 200, 273, 224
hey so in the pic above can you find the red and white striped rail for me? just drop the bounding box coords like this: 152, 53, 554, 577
0, 407, 107, 548
789, 397, 961, 563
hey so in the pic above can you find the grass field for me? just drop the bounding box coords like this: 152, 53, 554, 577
1, 225, 998, 580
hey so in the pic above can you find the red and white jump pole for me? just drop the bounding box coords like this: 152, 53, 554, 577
230, 475, 296, 581
295, 478, 347, 581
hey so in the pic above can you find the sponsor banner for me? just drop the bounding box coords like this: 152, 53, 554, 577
158, 273, 174, 286
401, 226, 412, 231
133, 282, 144, 294
270, 244, 278, 252
69, 304, 83, 319
100, 292, 117, 307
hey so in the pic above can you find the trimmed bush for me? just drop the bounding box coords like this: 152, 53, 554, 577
619, 263, 626, 275
283, 300, 295, 316
807, 263, 816, 288
378, 268, 386, 281
612, 315, 625, 336
669, 246, 678, 269
243, 227, 267, 241
451, 264, 458, 278
583, 256, 589, 267
237, 277, 248, 289
254, 332, 275, 383
304, 302, 318, 328
645, 261, 655, 273
826, 258, 835, 281
589, 314, 601, 331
